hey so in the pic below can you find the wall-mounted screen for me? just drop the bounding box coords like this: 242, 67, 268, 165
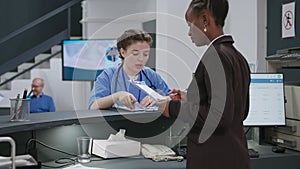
62, 39, 121, 81
243, 73, 286, 126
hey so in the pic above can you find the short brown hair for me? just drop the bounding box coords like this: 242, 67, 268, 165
186, 0, 229, 27
117, 29, 153, 59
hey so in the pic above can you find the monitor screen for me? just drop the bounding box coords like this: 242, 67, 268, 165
62, 39, 122, 81
243, 73, 286, 126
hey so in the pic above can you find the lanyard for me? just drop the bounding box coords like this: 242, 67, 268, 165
121, 68, 142, 102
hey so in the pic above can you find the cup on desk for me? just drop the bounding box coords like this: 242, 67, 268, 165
77, 136, 92, 163
9, 98, 30, 121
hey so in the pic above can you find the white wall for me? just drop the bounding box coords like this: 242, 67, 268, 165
156, 0, 264, 89
81, 0, 265, 105
156, 1, 202, 89
0, 0, 266, 111
81, 0, 156, 39
256, 0, 267, 72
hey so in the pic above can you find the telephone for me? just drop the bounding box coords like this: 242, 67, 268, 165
141, 144, 183, 162
141, 144, 176, 158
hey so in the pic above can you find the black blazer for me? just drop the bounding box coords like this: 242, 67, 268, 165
169, 35, 250, 169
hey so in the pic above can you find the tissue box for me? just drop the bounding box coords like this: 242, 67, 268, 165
92, 139, 141, 158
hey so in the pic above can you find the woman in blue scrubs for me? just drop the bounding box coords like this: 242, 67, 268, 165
88, 29, 170, 110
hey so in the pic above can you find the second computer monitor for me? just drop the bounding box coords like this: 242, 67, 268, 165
243, 73, 286, 126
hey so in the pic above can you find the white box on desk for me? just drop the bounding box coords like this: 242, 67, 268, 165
92, 139, 141, 158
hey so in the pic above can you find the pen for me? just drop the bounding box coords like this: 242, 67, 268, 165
22, 89, 28, 99
27, 90, 32, 98
169, 93, 178, 97
18, 89, 28, 119
11, 94, 20, 121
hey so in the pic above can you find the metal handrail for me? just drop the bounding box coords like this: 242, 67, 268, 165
0, 50, 61, 88
0, 0, 81, 45
0, 137, 16, 169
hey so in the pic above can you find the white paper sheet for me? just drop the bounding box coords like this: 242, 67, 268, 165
63, 164, 105, 169
130, 81, 166, 101
114, 102, 158, 112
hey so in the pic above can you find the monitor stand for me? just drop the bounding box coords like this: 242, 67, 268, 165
246, 127, 261, 158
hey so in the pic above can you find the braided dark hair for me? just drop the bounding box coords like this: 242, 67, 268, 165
186, 0, 229, 27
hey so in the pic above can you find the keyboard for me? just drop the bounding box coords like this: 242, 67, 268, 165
173, 147, 258, 159
248, 148, 259, 158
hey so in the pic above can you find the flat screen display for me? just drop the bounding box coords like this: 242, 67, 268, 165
62, 39, 122, 81
243, 73, 286, 126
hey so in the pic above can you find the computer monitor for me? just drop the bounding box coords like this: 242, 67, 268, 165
62, 39, 121, 81
243, 73, 286, 126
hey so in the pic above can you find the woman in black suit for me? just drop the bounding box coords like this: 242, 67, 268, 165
160, 0, 251, 169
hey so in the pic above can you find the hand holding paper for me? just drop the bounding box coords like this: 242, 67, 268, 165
169, 89, 187, 101
140, 95, 156, 107
130, 80, 167, 102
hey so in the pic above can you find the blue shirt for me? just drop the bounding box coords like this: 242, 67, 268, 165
30, 94, 56, 113
88, 66, 171, 109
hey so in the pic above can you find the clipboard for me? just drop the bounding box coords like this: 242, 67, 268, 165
129, 80, 166, 102
113, 102, 158, 112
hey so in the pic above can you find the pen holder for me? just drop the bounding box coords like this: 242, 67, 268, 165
9, 98, 30, 121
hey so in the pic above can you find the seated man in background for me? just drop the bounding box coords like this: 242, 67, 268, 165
29, 77, 56, 113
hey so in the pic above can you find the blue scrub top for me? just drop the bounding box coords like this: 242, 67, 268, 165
30, 94, 56, 113
88, 65, 170, 109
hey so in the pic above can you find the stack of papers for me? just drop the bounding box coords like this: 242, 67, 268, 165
114, 102, 158, 112
113, 80, 166, 112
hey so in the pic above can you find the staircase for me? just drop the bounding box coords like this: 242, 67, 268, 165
0, 45, 90, 111
0, 45, 61, 107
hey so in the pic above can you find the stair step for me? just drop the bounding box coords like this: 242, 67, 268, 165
17, 63, 33, 79
17, 63, 33, 71
51, 45, 62, 54
0, 82, 11, 90
36, 61, 50, 69
53, 52, 62, 59
1, 72, 19, 82
0, 72, 16, 90
70, 36, 82, 40
34, 54, 51, 69
35, 54, 50, 63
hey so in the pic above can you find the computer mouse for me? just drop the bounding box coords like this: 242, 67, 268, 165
272, 146, 286, 153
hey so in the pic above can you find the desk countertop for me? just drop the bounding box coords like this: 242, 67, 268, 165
42, 143, 300, 169
43, 156, 186, 169
0, 110, 162, 135
2, 110, 300, 169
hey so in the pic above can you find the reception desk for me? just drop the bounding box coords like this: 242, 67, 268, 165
0, 109, 175, 161
0, 110, 167, 135
0, 110, 300, 169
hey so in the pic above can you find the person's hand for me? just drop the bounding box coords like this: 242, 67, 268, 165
168, 89, 187, 101
116, 91, 137, 109
140, 95, 155, 108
